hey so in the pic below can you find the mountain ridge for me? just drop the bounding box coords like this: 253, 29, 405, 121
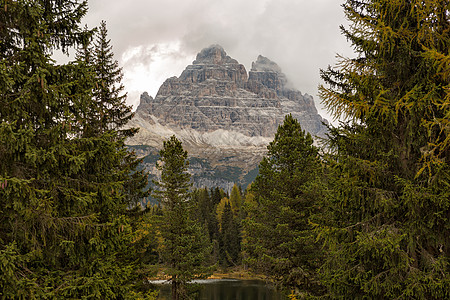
126, 45, 327, 192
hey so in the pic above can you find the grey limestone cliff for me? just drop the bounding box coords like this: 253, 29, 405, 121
127, 45, 327, 193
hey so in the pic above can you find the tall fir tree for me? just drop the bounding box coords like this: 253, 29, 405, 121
92, 20, 133, 136
73, 24, 97, 139
191, 187, 219, 244
220, 202, 241, 266
243, 114, 324, 295
0, 1, 149, 298
74, 19, 149, 215
318, 0, 450, 298
229, 183, 242, 213
152, 135, 212, 300
92, 20, 149, 214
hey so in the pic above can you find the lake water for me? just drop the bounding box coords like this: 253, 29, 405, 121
151, 279, 287, 300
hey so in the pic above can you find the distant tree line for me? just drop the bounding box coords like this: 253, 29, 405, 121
1, 0, 449, 300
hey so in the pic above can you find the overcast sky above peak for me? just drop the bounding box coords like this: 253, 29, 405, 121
82, 0, 354, 122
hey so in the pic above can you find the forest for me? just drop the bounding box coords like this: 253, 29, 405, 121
1, 0, 449, 299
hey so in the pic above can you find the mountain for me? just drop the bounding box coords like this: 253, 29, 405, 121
126, 45, 327, 194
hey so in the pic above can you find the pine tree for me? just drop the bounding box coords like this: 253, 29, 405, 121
318, 0, 450, 298
153, 135, 212, 300
91, 20, 149, 218
220, 202, 241, 266
216, 196, 230, 229
0, 1, 149, 298
210, 186, 225, 206
92, 20, 133, 136
191, 187, 219, 243
73, 19, 149, 218
243, 114, 324, 294
73, 24, 97, 139
191, 188, 211, 226
213, 184, 242, 267
229, 183, 242, 213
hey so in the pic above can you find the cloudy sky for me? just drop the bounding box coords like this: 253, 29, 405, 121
81, 0, 354, 122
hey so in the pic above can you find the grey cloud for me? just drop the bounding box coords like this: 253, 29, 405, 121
121, 44, 188, 69
84, 0, 354, 121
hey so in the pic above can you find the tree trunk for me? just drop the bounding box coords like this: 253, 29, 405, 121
171, 275, 178, 300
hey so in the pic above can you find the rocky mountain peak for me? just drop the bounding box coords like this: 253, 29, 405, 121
193, 44, 238, 65
127, 45, 328, 192
248, 55, 291, 95
173, 45, 247, 86
251, 55, 283, 73
136, 92, 153, 110
132, 44, 327, 140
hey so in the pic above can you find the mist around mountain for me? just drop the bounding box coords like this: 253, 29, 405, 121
126, 45, 328, 193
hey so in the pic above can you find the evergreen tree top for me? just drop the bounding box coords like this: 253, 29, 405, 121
153, 135, 191, 208
267, 114, 318, 172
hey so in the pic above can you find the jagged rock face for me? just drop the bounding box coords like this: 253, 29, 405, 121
248, 55, 288, 95
132, 45, 326, 140
127, 45, 328, 192
179, 45, 248, 86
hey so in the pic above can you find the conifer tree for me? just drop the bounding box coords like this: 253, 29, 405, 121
229, 183, 242, 213
191, 188, 211, 225
318, 0, 450, 298
210, 187, 225, 206
0, 1, 149, 298
92, 20, 133, 136
73, 25, 97, 138
216, 196, 230, 228
243, 114, 324, 294
153, 135, 212, 300
191, 187, 219, 242
220, 202, 241, 266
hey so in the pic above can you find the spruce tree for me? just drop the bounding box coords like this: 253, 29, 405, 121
210, 187, 225, 206
92, 20, 133, 136
318, 0, 450, 298
220, 202, 241, 266
73, 24, 97, 139
191, 187, 219, 243
243, 114, 324, 294
153, 135, 212, 300
229, 183, 242, 213
0, 1, 149, 298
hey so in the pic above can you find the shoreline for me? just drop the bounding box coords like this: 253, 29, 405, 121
148, 268, 268, 282
207, 270, 267, 281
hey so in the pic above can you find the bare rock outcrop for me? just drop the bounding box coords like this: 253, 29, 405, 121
127, 45, 328, 192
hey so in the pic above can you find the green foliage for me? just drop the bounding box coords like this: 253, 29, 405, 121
0, 0, 150, 298
191, 186, 244, 268
229, 184, 242, 213
208, 184, 244, 268
153, 136, 191, 209
191, 187, 219, 245
92, 20, 134, 137
243, 114, 325, 295
318, 0, 450, 298
220, 202, 241, 266
152, 136, 212, 299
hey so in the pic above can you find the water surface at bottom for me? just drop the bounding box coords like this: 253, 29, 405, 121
152, 279, 287, 300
